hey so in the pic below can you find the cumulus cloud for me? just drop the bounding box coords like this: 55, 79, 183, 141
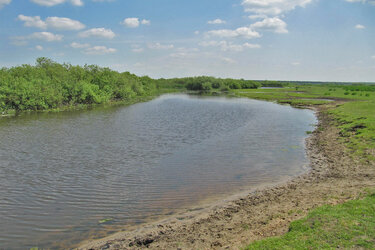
250, 17, 288, 33
121, 18, 150, 28
31, 0, 83, 7
248, 14, 268, 19
200, 40, 261, 51
70, 42, 116, 55
206, 26, 261, 39
355, 24, 365, 29
241, 0, 313, 16
141, 19, 151, 25
122, 18, 139, 28
18, 15, 47, 29
18, 15, 85, 30
148, 43, 174, 50
46, 17, 85, 30
30, 32, 63, 41
83, 45, 117, 55
10, 32, 63, 44
70, 42, 90, 48
0, 0, 11, 9
208, 19, 226, 24
79, 28, 115, 39
35, 45, 44, 50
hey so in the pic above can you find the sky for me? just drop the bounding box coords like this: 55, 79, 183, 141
0, 0, 374, 82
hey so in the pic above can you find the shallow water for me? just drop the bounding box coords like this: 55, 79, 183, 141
0, 94, 316, 249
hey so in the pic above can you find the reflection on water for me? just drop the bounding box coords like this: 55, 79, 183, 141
0, 94, 316, 249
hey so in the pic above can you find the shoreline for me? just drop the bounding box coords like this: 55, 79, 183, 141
77, 102, 375, 249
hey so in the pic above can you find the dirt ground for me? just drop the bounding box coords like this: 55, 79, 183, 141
78, 104, 375, 250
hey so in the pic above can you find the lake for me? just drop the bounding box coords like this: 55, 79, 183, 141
0, 94, 316, 249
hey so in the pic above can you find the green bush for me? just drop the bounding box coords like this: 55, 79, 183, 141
0, 58, 158, 112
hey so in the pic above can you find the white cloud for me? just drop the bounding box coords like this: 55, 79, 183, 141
291, 62, 300, 66
208, 19, 226, 25
250, 17, 288, 33
148, 42, 174, 50
70, 42, 116, 55
122, 18, 139, 28
200, 40, 260, 51
9, 32, 62, 44
243, 42, 262, 49
242, 0, 313, 16
30, 32, 63, 42
0, 0, 11, 9
141, 19, 151, 25
35, 45, 44, 50
17, 15, 47, 29
79, 28, 115, 39
249, 14, 268, 19
31, 0, 83, 6
18, 15, 85, 30
121, 18, 150, 28
83, 46, 116, 55
206, 26, 261, 39
70, 42, 90, 48
70, 0, 83, 5
355, 24, 365, 29
45, 17, 85, 30
372, 55, 375, 59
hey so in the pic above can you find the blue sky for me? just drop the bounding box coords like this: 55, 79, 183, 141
0, 0, 374, 82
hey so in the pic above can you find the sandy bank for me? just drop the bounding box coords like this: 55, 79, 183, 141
78, 103, 375, 250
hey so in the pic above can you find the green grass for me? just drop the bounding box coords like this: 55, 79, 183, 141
246, 192, 375, 249
329, 100, 375, 160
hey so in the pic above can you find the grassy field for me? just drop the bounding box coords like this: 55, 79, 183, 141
246, 191, 375, 249
235, 84, 375, 249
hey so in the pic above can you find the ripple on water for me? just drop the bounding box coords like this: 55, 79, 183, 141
0, 94, 317, 249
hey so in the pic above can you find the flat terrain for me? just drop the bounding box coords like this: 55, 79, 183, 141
79, 86, 375, 249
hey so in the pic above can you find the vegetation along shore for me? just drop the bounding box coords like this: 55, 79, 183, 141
1, 59, 374, 249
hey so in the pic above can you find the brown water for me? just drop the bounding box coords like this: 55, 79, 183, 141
0, 94, 316, 249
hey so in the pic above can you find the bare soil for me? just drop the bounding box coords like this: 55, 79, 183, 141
79, 104, 375, 250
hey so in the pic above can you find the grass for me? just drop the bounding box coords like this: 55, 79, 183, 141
245, 192, 375, 249
329, 100, 375, 161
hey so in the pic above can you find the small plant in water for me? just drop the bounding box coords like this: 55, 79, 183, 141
99, 218, 113, 224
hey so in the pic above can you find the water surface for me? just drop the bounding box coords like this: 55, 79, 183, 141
0, 94, 316, 249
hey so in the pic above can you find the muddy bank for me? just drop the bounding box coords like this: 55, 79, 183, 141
79, 104, 375, 250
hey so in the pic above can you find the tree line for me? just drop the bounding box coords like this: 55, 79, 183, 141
0, 58, 285, 113
0, 58, 157, 112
